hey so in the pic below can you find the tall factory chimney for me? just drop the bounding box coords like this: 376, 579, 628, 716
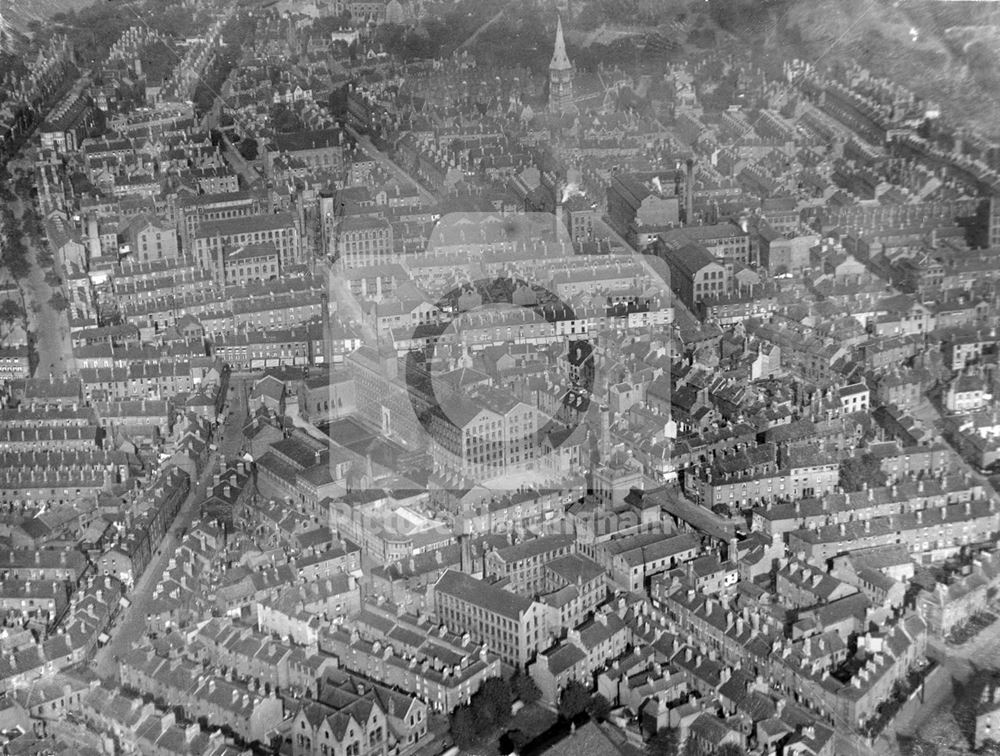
321, 292, 332, 361
600, 404, 611, 463
684, 158, 695, 224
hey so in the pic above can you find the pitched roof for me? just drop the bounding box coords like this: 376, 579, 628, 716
434, 569, 532, 620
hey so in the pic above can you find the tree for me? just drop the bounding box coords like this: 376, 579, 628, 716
237, 138, 258, 161
1, 239, 31, 280
681, 738, 701, 756
714, 745, 744, 756
269, 104, 303, 133
329, 86, 349, 118
586, 693, 612, 723
558, 680, 591, 721
477, 677, 512, 728
839, 453, 888, 492
193, 85, 216, 116
449, 706, 477, 750
0, 299, 24, 329
647, 727, 680, 756
48, 292, 68, 313
511, 670, 541, 704
13, 173, 34, 199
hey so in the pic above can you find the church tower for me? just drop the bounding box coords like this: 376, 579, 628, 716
548, 15, 574, 114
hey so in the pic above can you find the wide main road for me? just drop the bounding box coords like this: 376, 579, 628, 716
8, 195, 76, 377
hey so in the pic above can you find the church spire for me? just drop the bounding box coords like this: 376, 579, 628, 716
549, 14, 574, 115
550, 15, 571, 71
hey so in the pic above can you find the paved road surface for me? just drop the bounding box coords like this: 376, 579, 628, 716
911, 397, 1000, 501
221, 375, 248, 459
91, 388, 249, 680
10, 196, 76, 377
343, 125, 436, 205
222, 133, 262, 188
90, 450, 220, 679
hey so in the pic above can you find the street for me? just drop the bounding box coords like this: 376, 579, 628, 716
90, 448, 221, 680
222, 132, 263, 188
910, 396, 1000, 502
90, 380, 249, 680
8, 195, 76, 377
220, 375, 249, 459
343, 125, 436, 205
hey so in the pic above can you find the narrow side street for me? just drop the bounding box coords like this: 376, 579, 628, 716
90, 450, 220, 680
90, 380, 249, 680
343, 125, 436, 205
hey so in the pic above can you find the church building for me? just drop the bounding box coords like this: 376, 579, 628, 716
548, 16, 575, 115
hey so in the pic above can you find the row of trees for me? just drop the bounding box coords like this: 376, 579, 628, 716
193, 12, 258, 118
0, 180, 29, 336
0, 188, 31, 281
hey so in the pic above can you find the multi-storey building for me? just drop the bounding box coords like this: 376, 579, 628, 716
424, 387, 540, 482
433, 569, 549, 667
335, 215, 394, 269
915, 551, 1000, 636
224, 242, 280, 286
123, 214, 178, 262
786, 499, 1000, 563
118, 648, 284, 743
659, 242, 729, 311
177, 190, 268, 251
538, 553, 607, 631
752, 474, 982, 537
192, 618, 336, 693
528, 608, 631, 705
987, 195, 1000, 248
691, 450, 839, 512
660, 222, 751, 265
484, 534, 576, 595
606, 173, 680, 247
597, 531, 701, 593
322, 602, 503, 713
193, 213, 301, 281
